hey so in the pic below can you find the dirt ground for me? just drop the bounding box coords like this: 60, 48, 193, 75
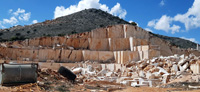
1, 84, 200, 92
1, 68, 200, 92
115, 87, 200, 92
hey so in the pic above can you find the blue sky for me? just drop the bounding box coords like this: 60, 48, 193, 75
0, 0, 199, 44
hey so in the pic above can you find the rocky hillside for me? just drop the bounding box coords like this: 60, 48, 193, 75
0, 8, 129, 41
151, 33, 198, 49
0, 8, 198, 49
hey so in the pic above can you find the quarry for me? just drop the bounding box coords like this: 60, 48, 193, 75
0, 23, 200, 92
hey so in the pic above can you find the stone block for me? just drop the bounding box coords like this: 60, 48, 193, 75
129, 37, 134, 51
134, 46, 137, 51
124, 24, 136, 38
106, 64, 115, 71
99, 51, 114, 62
89, 51, 99, 61
129, 51, 140, 61
142, 45, 149, 51
68, 31, 91, 38
69, 50, 82, 62
91, 27, 107, 38
61, 50, 83, 62
162, 75, 170, 84
137, 46, 142, 51
181, 62, 190, 71
124, 24, 149, 39
107, 25, 124, 38
149, 50, 160, 59
38, 49, 61, 62
141, 39, 149, 45
38, 62, 61, 70
39, 37, 53, 46
82, 50, 98, 61
190, 63, 200, 74
109, 38, 130, 51
79, 38, 89, 49
65, 38, 79, 49
129, 37, 138, 47
138, 51, 143, 60
115, 64, 122, 71
64, 38, 89, 49
29, 38, 40, 46
89, 38, 109, 51
171, 65, 178, 74
143, 51, 149, 59
114, 51, 140, 64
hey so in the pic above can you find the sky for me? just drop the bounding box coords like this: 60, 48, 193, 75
0, 0, 199, 44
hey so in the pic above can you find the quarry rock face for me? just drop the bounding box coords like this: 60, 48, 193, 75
1, 24, 200, 91
0, 24, 199, 63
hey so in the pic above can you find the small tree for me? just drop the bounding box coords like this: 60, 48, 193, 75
0, 33, 3, 36
16, 33, 21, 36
130, 22, 137, 26
27, 31, 30, 34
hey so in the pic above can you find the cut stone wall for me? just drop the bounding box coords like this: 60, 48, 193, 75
4, 24, 200, 63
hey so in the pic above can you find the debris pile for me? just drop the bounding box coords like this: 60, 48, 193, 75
69, 54, 200, 88
37, 68, 74, 91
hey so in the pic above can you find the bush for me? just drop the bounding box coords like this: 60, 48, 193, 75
0, 33, 3, 36
58, 33, 65, 36
71, 30, 77, 34
33, 29, 37, 32
130, 22, 137, 26
10, 36, 26, 41
27, 31, 30, 34
16, 33, 21, 36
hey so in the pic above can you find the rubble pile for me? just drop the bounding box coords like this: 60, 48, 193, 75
37, 68, 124, 92
37, 68, 74, 91
69, 54, 200, 88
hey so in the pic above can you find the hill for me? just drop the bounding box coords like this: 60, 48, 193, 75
151, 33, 198, 49
0, 8, 198, 49
0, 8, 129, 41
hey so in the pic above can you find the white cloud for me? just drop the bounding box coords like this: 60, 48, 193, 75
8, 9, 13, 13
0, 8, 32, 29
171, 25, 180, 34
32, 20, 38, 24
147, 20, 156, 27
110, 3, 127, 19
154, 15, 172, 32
147, 15, 180, 34
181, 37, 198, 43
129, 20, 133, 23
13, 8, 25, 16
0, 22, 6, 29
148, 0, 200, 34
19, 12, 31, 21
144, 28, 153, 32
160, 0, 165, 6
174, 0, 200, 30
54, 0, 127, 19
2, 17, 18, 25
